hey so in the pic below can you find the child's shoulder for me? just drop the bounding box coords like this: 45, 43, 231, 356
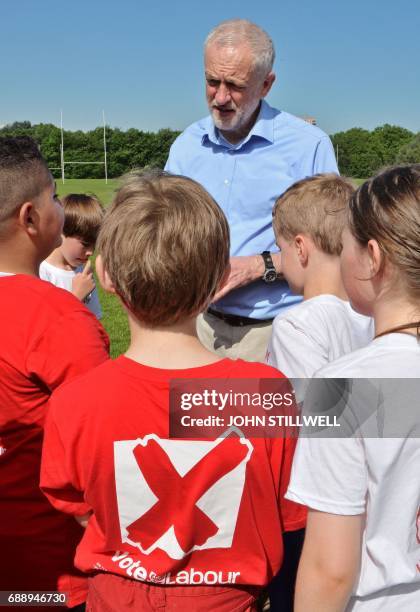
0, 273, 77, 310
230, 358, 284, 379
317, 334, 420, 378
273, 295, 346, 330
51, 358, 115, 405
40, 260, 75, 282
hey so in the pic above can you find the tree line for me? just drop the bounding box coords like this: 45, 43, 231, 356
1, 121, 419, 179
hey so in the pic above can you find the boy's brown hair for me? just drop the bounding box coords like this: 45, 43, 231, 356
273, 173, 355, 255
97, 170, 230, 326
62, 194, 104, 244
0, 136, 51, 226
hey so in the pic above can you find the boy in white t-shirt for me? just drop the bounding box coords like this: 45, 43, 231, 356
266, 173, 373, 378
40, 193, 104, 319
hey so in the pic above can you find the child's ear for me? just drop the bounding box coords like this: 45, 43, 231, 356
295, 235, 309, 266
18, 201, 38, 236
95, 255, 116, 294
367, 239, 383, 276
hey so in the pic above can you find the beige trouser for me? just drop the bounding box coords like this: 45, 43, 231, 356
197, 311, 273, 363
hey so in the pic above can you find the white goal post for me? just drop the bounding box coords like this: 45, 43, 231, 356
50, 110, 108, 184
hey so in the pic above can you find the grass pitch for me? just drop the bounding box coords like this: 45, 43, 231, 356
56, 178, 119, 206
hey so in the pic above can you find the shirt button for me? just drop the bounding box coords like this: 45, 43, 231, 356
224, 179, 229, 185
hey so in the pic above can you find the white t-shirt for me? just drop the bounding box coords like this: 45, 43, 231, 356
287, 334, 420, 611
266, 295, 373, 378
39, 260, 102, 319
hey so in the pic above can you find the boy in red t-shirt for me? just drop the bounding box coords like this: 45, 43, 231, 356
40, 170, 306, 611
0, 137, 109, 609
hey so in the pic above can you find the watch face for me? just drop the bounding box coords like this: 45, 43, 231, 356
263, 269, 277, 283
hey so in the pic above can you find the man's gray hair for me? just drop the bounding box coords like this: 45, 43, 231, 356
204, 19, 275, 78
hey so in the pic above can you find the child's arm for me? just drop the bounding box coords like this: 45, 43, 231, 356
72, 260, 96, 302
286, 436, 367, 610
294, 510, 363, 612
41, 406, 91, 518
267, 316, 327, 379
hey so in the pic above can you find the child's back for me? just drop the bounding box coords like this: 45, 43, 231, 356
267, 294, 373, 377
42, 357, 303, 592
0, 275, 108, 600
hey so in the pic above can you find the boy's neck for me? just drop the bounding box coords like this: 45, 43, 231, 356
0, 236, 39, 276
45, 247, 75, 271
125, 312, 223, 370
303, 252, 348, 302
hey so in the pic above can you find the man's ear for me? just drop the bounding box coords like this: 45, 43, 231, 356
18, 201, 38, 236
261, 71, 275, 98
95, 255, 116, 294
295, 235, 309, 266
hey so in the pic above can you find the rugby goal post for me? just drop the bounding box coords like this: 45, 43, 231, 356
49, 110, 108, 184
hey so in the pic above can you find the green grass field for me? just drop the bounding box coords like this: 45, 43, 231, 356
56, 178, 119, 206
58, 177, 365, 358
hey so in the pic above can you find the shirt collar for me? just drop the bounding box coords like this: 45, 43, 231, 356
202, 99, 275, 149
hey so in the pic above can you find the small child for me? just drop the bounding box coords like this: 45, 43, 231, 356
40, 193, 104, 319
0, 136, 109, 607
287, 165, 420, 611
41, 170, 306, 612
266, 173, 373, 378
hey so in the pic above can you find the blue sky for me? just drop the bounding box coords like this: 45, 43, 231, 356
1, 0, 419, 135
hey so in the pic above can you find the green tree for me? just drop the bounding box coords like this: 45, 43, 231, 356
395, 133, 420, 164
331, 128, 380, 177
371, 124, 413, 167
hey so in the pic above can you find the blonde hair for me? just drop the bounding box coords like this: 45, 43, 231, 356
62, 193, 104, 244
273, 174, 355, 255
349, 164, 420, 301
97, 170, 230, 326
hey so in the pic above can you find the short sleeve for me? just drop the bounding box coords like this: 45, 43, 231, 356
39, 261, 50, 282
267, 317, 328, 379
313, 137, 339, 174
286, 437, 367, 515
40, 410, 91, 516
26, 308, 109, 391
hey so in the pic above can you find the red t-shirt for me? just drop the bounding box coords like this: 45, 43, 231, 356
0, 275, 109, 607
41, 356, 306, 589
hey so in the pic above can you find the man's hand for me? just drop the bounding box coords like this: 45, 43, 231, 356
72, 260, 96, 302
213, 253, 282, 302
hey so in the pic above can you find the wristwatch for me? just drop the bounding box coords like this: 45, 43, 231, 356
261, 251, 277, 283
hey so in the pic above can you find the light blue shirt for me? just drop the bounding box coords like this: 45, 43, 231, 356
165, 100, 338, 319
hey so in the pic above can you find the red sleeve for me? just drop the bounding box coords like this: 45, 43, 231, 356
26, 308, 109, 390
272, 437, 307, 532
40, 407, 91, 517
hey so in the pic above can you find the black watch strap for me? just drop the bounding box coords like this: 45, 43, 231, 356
261, 251, 277, 283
